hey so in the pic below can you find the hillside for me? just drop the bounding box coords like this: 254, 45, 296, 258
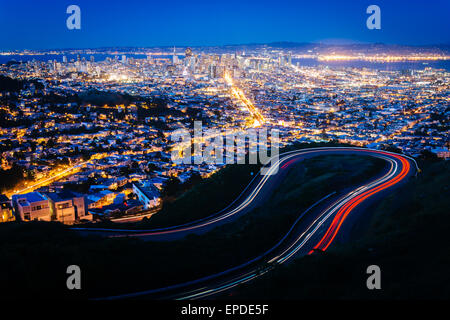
227, 159, 450, 299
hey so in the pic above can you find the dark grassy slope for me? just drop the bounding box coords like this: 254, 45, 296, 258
227, 159, 450, 299
0, 153, 384, 299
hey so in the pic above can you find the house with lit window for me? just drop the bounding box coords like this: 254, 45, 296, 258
87, 190, 116, 209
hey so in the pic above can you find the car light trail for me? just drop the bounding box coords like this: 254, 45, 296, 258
87, 147, 416, 301
310, 152, 410, 253
275, 154, 398, 263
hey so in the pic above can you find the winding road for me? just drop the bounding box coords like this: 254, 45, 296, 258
73, 147, 418, 300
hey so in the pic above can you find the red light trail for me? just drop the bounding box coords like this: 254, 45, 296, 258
310, 151, 410, 253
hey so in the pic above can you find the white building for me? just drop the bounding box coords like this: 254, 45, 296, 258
132, 181, 161, 210
43, 190, 92, 224
12, 192, 51, 222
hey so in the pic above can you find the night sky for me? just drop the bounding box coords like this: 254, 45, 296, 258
0, 0, 449, 49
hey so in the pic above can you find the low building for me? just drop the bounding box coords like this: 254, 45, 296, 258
87, 190, 116, 209
115, 176, 128, 188
43, 190, 92, 224
133, 181, 161, 210
431, 147, 450, 159
88, 200, 144, 219
12, 192, 51, 222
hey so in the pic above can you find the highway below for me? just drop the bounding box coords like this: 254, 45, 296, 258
74, 147, 418, 300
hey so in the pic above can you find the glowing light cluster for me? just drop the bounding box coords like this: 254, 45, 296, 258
224, 71, 265, 127
318, 54, 450, 62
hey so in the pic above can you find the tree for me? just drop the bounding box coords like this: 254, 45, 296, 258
184, 172, 202, 189
380, 144, 403, 154
0, 163, 25, 192
147, 163, 159, 175
162, 176, 182, 198
419, 150, 439, 162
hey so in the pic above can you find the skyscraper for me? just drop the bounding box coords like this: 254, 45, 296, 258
209, 63, 217, 79
172, 47, 179, 64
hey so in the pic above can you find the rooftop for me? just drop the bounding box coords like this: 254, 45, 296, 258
133, 180, 160, 200
12, 192, 46, 204
43, 190, 83, 202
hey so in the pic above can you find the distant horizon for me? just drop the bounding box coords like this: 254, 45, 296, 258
2, 41, 450, 52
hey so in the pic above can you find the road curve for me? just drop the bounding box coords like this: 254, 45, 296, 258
84, 147, 417, 300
